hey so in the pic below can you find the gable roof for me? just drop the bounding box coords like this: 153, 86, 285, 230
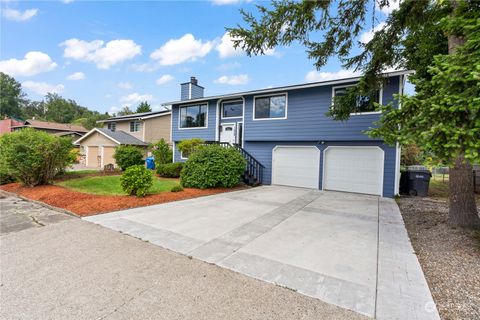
97, 110, 171, 123
162, 70, 412, 106
12, 119, 88, 133
74, 128, 148, 146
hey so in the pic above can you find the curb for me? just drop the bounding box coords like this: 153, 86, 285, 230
0, 189, 79, 218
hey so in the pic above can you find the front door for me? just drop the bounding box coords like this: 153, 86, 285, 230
220, 124, 236, 144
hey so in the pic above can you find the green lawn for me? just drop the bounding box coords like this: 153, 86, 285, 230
63, 170, 100, 175
429, 179, 449, 198
57, 175, 180, 196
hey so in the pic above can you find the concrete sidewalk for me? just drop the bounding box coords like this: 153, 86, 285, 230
0, 192, 366, 320
85, 186, 440, 319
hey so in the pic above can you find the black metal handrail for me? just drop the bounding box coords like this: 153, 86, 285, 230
203, 141, 264, 185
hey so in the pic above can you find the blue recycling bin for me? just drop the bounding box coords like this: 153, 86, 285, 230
146, 157, 155, 170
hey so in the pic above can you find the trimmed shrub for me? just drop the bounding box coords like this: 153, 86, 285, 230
0, 128, 74, 186
170, 185, 184, 192
181, 144, 246, 189
120, 165, 153, 197
177, 138, 204, 158
157, 162, 183, 178
0, 167, 16, 185
113, 145, 144, 171
151, 138, 172, 166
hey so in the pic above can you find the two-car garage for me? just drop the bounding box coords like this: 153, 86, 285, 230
271, 145, 385, 196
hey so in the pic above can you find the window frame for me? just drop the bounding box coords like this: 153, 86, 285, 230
129, 120, 141, 132
180, 150, 189, 160
107, 122, 116, 132
221, 100, 244, 119
178, 102, 209, 130
331, 84, 383, 116
252, 93, 288, 121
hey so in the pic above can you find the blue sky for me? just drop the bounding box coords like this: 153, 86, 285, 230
0, 0, 399, 114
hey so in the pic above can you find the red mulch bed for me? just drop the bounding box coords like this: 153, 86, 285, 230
1, 183, 245, 217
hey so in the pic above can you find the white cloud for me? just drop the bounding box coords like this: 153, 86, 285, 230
120, 92, 153, 104
2, 8, 38, 21
360, 22, 387, 44
150, 34, 213, 66
217, 62, 242, 71
118, 82, 133, 90
377, 0, 400, 15
130, 62, 159, 73
61, 38, 141, 69
66, 71, 85, 80
22, 81, 64, 95
216, 32, 276, 59
305, 69, 359, 82
156, 74, 174, 85
0, 51, 57, 77
61, 0, 75, 3
214, 74, 249, 85
216, 32, 243, 59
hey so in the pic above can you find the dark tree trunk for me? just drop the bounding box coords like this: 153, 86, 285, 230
445, 4, 479, 228
448, 155, 480, 228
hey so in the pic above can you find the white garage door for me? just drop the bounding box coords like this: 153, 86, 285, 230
272, 146, 320, 189
323, 147, 384, 196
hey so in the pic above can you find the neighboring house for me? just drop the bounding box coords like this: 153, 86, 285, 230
165, 73, 409, 198
0, 117, 23, 135
74, 110, 171, 168
96, 110, 172, 144
74, 128, 148, 168
11, 119, 88, 139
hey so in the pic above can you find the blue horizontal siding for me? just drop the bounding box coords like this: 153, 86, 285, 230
172, 101, 217, 162
243, 76, 400, 142
243, 140, 397, 197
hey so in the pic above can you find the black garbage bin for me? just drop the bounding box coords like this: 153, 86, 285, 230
405, 169, 432, 197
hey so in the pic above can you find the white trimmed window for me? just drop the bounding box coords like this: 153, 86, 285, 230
332, 85, 382, 114
222, 101, 243, 118
253, 94, 287, 120
130, 121, 141, 132
107, 122, 116, 131
179, 104, 208, 128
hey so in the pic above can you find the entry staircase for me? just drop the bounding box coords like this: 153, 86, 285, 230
204, 141, 264, 186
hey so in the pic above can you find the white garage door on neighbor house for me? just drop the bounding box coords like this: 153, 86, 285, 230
272, 146, 320, 189
323, 146, 384, 196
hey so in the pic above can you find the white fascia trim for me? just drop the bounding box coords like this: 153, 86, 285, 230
322, 146, 385, 197
140, 112, 172, 120
162, 70, 413, 106
177, 101, 209, 130
252, 92, 288, 121
394, 143, 401, 195
75, 128, 122, 145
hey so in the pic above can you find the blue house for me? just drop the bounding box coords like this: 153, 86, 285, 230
164, 72, 408, 198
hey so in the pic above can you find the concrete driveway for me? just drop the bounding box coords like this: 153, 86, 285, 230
85, 186, 440, 319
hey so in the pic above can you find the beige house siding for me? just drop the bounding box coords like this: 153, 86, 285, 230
80, 132, 119, 167
106, 121, 143, 140
81, 132, 119, 147
103, 114, 171, 143
143, 114, 171, 143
